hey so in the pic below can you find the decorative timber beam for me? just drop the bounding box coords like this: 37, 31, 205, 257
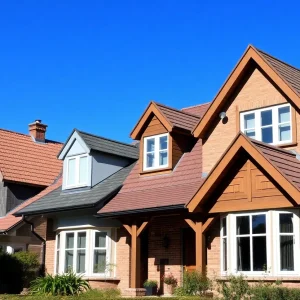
123, 221, 149, 288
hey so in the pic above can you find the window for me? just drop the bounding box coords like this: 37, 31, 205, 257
143, 134, 169, 170
221, 210, 299, 276
66, 155, 89, 188
55, 229, 114, 277
240, 104, 292, 145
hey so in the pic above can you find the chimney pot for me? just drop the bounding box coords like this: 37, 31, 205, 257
29, 120, 47, 143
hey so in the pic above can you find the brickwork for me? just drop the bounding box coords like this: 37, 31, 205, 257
202, 68, 300, 173
88, 279, 119, 289
45, 218, 56, 275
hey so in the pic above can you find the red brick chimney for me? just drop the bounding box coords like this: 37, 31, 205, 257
29, 120, 47, 143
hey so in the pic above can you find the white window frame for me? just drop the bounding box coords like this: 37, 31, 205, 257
220, 216, 228, 274
55, 228, 114, 278
65, 154, 89, 188
240, 103, 292, 145
143, 133, 169, 171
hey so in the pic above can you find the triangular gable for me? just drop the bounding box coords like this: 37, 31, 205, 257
130, 102, 174, 140
187, 134, 300, 212
57, 129, 90, 160
193, 45, 300, 138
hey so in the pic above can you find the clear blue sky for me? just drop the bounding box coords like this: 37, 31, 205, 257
1, 0, 299, 143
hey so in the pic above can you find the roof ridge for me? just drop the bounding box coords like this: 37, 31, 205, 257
181, 101, 211, 110
255, 46, 300, 73
76, 129, 138, 148
154, 101, 200, 119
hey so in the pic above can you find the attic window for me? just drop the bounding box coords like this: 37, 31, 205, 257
66, 154, 88, 188
143, 133, 169, 171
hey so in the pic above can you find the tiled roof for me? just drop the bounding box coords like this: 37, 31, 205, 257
181, 102, 211, 117
251, 139, 300, 190
0, 177, 62, 232
16, 162, 136, 215
98, 138, 204, 215
77, 130, 139, 160
256, 48, 300, 96
154, 102, 200, 132
0, 129, 62, 186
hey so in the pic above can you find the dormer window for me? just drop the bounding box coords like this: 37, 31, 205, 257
66, 155, 88, 188
240, 104, 292, 145
143, 133, 169, 171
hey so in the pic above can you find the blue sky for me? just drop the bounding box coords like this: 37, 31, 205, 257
1, 0, 299, 143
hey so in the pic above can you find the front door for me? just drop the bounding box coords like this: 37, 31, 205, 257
182, 227, 196, 272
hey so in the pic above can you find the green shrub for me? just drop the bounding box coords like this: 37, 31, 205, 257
174, 270, 211, 296
78, 288, 121, 299
143, 279, 158, 287
30, 272, 90, 296
13, 251, 40, 288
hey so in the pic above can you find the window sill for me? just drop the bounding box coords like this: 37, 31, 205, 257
217, 276, 300, 282
82, 276, 120, 281
279, 142, 298, 148
140, 166, 172, 176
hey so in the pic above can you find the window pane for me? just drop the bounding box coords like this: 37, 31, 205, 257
79, 156, 88, 184
280, 214, 293, 233
65, 250, 73, 272
76, 250, 86, 273
253, 236, 267, 271
57, 234, 60, 249
93, 250, 106, 273
262, 127, 273, 143
159, 151, 168, 166
146, 138, 155, 152
261, 110, 272, 126
222, 218, 227, 236
279, 106, 290, 123
67, 159, 76, 185
159, 136, 168, 150
237, 237, 250, 271
77, 232, 86, 248
222, 238, 227, 271
279, 124, 291, 142
56, 251, 60, 273
66, 233, 74, 249
236, 216, 249, 235
146, 153, 155, 168
280, 236, 294, 271
244, 113, 255, 129
245, 130, 255, 138
95, 232, 107, 248
252, 215, 266, 234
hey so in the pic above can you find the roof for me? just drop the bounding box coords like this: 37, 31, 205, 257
97, 138, 204, 216
15, 162, 136, 216
0, 177, 62, 232
130, 102, 200, 139
0, 129, 62, 186
59, 130, 139, 160
181, 102, 211, 117
193, 45, 300, 138
187, 133, 300, 212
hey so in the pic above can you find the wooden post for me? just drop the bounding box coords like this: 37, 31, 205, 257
195, 221, 203, 272
123, 221, 149, 288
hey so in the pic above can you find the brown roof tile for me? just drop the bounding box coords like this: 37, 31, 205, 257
181, 102, 211, 117
0, 129, 63, 186
0, 177, 62, 232
98, 138, 204, 215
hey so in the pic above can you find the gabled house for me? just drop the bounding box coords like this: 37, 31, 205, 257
0, 120, 62, 255
17, 44, 300, 296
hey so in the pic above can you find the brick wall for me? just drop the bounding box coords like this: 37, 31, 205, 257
45, 218, 56, 275
206, 220, 220, 278
202, 68, 300, 173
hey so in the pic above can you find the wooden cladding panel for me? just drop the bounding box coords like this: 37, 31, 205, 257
143, 115, 167, 137
210, 159, 293, 213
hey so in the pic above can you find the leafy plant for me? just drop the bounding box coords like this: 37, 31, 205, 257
13, 251, 40, 287
30, 272, 90, 296
143, 279, 158, 287
78, 288, 121, 299
174, 270, 211, 296
162, 274, 178, 287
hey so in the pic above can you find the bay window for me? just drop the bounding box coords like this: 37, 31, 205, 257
55, 229, 115, 277
240, 104, 292, 145
221, 210, 299, 276
66, 154, 89, 188
143, 133, 169, 171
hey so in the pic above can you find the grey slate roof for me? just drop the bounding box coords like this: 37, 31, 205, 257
15, 162, 136, 215
77, 130, 139, 160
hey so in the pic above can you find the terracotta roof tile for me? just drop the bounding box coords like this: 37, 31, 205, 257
0, 177, 62, 232
0, 129, 63, 186
181, 102, 211, 117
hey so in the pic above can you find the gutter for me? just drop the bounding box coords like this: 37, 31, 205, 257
22, 216, 46, 276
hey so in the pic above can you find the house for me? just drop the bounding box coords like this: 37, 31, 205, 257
17, 45, 300, 295
0, 120, 62, 256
